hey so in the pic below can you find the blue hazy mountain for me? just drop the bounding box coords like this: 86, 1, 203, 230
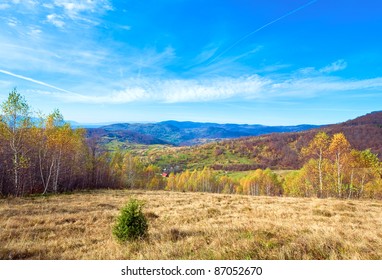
86, 120, 320, 146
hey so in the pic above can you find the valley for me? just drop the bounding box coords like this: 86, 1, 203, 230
93, 111, 382, 172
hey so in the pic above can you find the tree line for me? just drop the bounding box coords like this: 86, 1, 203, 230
164, 167, 283, 197
163, 132, 382, 199
0, 89, 118, 196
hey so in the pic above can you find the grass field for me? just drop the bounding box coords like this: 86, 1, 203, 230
1, 190, 382, 260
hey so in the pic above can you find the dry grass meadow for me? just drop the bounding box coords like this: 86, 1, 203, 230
1, 189, 382, 260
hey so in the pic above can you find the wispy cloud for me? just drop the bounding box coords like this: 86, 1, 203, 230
66, 87, 150, 104
319, 59, 347, 73
0, 0, 38, 12
192, 46, 219, 65
28, 27, 43, 38
298, 59, 348, 76
43, 74, 382, 105
0, 3, 11, 10
269, 76, 382, 99
49, 0, 113, 25
49, 75, 269, 104
46, 14, 65, 28
159, 75, 267, 103
3, 0, 113, 29
124, 46, 177, 78
53, 0, 113, 16
6, 17, 18, 27
208, 0, 318, 65
118, 25, 131, 31
0, 69, 78, 94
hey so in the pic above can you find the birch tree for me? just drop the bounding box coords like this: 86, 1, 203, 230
302, 132, 330, 197
0, 89, 31, 196
329, 133, 350, 198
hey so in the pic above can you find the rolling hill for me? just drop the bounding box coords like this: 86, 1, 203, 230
141, 111, 382, 171
86, 120, 319, 146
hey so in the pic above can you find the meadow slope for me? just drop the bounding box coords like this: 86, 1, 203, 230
1, 190, 381, 260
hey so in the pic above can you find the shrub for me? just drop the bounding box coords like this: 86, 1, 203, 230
113, 198, 148, 242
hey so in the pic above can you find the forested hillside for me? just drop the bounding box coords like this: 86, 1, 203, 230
145, 111, 382, 171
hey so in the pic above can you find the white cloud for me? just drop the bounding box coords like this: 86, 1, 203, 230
6, 0, 37, 9
2, 1, 114, 28
140, 46, 176, 67
43, 3, 54, 9
73, 75, 382, 105
192, 46, 219, 65
45, 75, 268, 104
6, 18, 18, 27
46, 14, 65, 28
28, 27, 42, 38
319, 59, 347, 73
161, 75, 267, 103
268, 76, 382, 99
0, 3, 11, 9
119, 25, 131, 31
68, 87, 150, 103
53, 0, 112, 17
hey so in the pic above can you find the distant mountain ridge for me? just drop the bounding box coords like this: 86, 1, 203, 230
86, 120, 320, 146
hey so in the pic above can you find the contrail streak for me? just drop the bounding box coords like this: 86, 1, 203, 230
207, 0, 318, 65
0, 69, 77, 95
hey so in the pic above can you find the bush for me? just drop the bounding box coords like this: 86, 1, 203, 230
113, 198, 148, 242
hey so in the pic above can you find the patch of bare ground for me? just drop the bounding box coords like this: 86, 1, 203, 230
0, 190, 381, 260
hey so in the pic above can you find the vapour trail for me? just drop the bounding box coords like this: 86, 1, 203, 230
207, 0, 318, 65
0, 69, 79, 95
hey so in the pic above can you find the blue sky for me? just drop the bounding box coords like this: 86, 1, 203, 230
0, 0, 381, 125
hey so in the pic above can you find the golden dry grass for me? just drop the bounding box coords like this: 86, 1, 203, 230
1, 190, 382, 260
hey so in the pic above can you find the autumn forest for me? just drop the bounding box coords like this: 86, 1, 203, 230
0, 89, 381, 199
